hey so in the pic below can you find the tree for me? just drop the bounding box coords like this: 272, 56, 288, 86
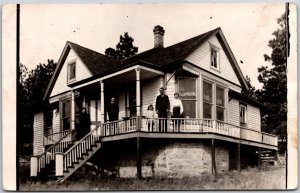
105, 32, 138, 60
18, 59, 57, 156
256, 8, 288, 152
242, 75, 256, 98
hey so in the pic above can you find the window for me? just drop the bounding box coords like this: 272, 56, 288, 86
203, 81, 213, 119
202, 79, 227, 121
44, 110, 53, 136
178, 78, 197, 118
61, 99, 71, 131
60, 96, 82, 131
210, 45, 220, 70
240, 104, 247, 127
216, 86, 225, 121
68, 62, 76, 81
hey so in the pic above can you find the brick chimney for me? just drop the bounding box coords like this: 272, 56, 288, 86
153, 25, 165, 48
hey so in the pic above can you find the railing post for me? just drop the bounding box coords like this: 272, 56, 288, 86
99, 122, 104, 137
212, 120, 216, 133
136, 116, 142, 131
55, 153, 64, 176
30, 156, 38, 177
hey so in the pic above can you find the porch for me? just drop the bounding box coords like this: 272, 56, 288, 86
45, 116, 277, 149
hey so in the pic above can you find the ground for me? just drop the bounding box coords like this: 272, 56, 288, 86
20, 164, 286, 190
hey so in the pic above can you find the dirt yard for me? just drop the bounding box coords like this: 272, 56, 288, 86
20, 165, 286, 191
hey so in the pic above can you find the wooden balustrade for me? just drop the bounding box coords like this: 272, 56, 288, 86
102, 117, 137, 136
62, 125, 101, 171
44, 130, 71, 146
31, 130, 74, 176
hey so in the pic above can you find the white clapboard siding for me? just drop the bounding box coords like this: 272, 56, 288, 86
165, 73, 176, 109
118, 91, 126, 118
33, 112, 45, 155
52, 108, 60, 134
142, 78, 163, 116
247, 105, 261, 131
50, 49, 92, 97
228, 98, 240, 127
186, 35, 240, 86
228, 98, 261, 131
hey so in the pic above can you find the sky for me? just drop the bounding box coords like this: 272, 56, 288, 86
20, 3, 285, 89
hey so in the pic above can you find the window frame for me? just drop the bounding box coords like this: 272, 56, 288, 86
209, 43, 220, 71
177, 77, 198, 118
239, 103, 247, 125
67, 59, 77, 82
215, 85, 226, 121
202, 77, 228, 121
202, 79, 214, 119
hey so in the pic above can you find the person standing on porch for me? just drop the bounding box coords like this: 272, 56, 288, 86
155, 87, 170, 132
171, 93, 184, 132
76, 107, 91, 141
106, 97, 119, 134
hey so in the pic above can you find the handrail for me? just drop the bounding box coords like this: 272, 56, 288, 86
38, 129, 74, 158
44, 130, 70, 138
63, 124, 101, 155
261, 132, 277, 137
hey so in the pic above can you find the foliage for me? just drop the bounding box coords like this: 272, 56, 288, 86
242, 75, 256, 98
255, 10, 288, 147
18, 59, 57, 155
105, 32, 138, 60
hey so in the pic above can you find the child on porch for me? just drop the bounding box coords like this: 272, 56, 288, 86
147, 104, 155, 132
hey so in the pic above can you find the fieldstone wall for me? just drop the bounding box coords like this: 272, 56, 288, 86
106, 140, 229, 178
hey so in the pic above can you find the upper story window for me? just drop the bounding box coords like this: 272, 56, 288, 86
210, 44, 220, 70
203, 80, 213, 119
68, 62, 76, 82
239, 103, 247, 127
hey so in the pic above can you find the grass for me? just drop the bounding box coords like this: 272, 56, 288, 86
20, 165, 286, 191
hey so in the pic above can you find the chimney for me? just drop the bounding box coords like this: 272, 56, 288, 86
153, 25, 165, 48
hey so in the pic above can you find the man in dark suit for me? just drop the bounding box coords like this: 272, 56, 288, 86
155, 87, 170, 132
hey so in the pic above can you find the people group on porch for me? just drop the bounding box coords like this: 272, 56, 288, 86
76, 89, 183, 137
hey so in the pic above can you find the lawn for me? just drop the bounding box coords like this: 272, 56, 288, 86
20, 165, 286, 191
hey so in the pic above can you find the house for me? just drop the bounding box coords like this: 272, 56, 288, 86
30, 26, 278, 180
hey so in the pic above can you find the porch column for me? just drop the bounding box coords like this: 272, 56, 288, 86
236, 143, 241, 172
100, 81, 105, 122
136, 68, 141, 116
71, 89, 75, 131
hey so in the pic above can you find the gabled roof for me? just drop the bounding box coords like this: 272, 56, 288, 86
44, 27, 248, 101
229, 90, 265, 109
122, 27, 221, 66
68, 42, 121, 75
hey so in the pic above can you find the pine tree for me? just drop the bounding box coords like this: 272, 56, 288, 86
256, 8, 288, 152
105, 32, 138, 60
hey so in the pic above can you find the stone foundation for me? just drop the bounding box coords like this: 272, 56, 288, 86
97, 140, 229, 178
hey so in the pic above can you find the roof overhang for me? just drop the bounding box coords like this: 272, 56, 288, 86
228, 89, 265, 109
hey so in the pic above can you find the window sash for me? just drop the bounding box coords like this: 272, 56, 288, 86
240, 105, 246, 123
68, 62, 76, 81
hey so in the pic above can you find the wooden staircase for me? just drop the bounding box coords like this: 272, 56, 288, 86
31, 125, 102, 181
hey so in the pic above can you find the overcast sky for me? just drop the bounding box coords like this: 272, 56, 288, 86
20, 3, 285, 89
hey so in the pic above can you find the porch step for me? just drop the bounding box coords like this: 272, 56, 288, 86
61, 143, 102, 181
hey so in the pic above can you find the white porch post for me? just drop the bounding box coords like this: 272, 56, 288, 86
136, 68, 141, 116
100, 81, 105, 122
71, 89, 75, 131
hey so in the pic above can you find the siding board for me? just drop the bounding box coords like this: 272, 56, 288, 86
142, 78, 163, 116
228, 98, 261, 131
33, 112, 45, 155
186, 35, 240, 86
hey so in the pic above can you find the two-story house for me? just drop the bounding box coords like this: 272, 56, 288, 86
30, 26, 278, 181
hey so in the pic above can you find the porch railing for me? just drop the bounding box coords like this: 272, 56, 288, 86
99, 117, 277, 147
31, 130, 74, 176
102, 117, 137, 136
44, 130, 71, 146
